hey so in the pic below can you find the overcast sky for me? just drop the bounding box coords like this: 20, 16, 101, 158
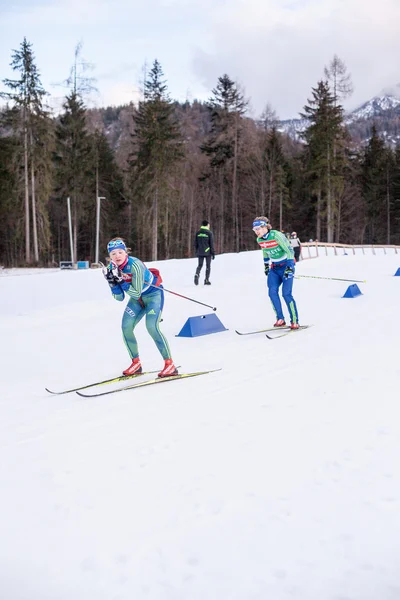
1, 0, 400, 119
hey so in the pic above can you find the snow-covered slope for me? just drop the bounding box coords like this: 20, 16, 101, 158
1, 248, 400, 600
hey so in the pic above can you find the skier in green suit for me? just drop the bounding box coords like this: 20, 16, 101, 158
253, 216, 300, 329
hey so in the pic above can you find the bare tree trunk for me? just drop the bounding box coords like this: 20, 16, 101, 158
360, 223, 367, 245
336, 192, 342, 243
332, 135, 337, 243
30, 129, 39, 263
316, 188, 321, 241
219, 170, 225, 252
73, 199, 78, 262
95, 165, 99, 261
260, 170, 265, 216
187, 186, 194, 257
279, 188, 283, 231
232, 113, 239, 252
152, 186, 158, 261
31, 161, 39, 262
268, 170, 273, 217
326, 144, 333, 242
128, 199, 132, 247
24, 122, 30, 263
165, 194, 169, 259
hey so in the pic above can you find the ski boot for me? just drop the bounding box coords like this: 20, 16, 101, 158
123, 357, 142, 376
274, 319, 286, 327
158, 359, 179, 378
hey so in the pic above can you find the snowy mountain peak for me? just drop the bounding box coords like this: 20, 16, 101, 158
276, 93, 400, 146
348, 94, 400, 122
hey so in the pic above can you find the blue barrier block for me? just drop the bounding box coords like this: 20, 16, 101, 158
343, 284, 362, 298
77, 261, 89, 269
394, 268, 400, 276
176, 313, 228, 337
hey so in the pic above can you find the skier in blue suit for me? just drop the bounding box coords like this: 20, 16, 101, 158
253, 217, 300, 329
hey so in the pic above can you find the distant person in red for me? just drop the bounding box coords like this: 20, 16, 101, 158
290, 232, 302, 262
194, 220, 215, 285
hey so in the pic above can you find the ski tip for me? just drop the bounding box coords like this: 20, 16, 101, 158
45, 388, 56, 394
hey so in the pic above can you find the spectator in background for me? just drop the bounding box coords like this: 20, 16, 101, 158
194, 220, 215, 285
290, 231, 302, 262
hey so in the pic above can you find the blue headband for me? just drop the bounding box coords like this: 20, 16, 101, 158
252, 219, 268, 228
107, 239, 127, 254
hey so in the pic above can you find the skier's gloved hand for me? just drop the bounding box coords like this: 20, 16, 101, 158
212, 253, 215, 260
109, 262, 124, 284
104, 269, 119, 289
103, 263, 124, 287
284, 263, 295, 279
264, 262, 270, 276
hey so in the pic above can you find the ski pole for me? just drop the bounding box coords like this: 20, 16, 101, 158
101, 263, 217, 311
296, 274, 366, 283
145, 282, 217, 311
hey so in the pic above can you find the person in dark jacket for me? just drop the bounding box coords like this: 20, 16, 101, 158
194, 220, 215, 285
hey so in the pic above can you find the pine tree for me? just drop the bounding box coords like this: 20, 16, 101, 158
54, 92, 94, 261
264, 127, 289, 229
1, 38, 50, 263
88, 130, 127, 260
392, 145, 400, 244
360, 125, 389, 243
0, 136, 19, 265
300, 80, 345, 241
201, 74, 247, 251
323, 55, 353, 242
130, 59, 183, 260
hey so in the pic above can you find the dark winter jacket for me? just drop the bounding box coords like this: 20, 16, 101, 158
194, 226, 215, 257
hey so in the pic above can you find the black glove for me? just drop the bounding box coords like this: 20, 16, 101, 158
284, 265, 295, 279
212, 254, 215, 260
103, 263, 123, 288
264, 263, 270, 276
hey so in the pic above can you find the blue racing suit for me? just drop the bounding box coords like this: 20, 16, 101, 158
109, 256, 172, 360
256, 229, 299, 324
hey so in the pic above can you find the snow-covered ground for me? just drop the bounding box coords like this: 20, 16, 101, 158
1, 248, 400, 600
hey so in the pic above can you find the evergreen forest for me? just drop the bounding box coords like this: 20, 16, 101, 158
1, 40, 400, 267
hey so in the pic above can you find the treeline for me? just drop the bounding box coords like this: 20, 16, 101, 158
1, 40, 400, 267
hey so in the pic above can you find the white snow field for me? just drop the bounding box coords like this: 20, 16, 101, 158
1, 248, 400, 600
